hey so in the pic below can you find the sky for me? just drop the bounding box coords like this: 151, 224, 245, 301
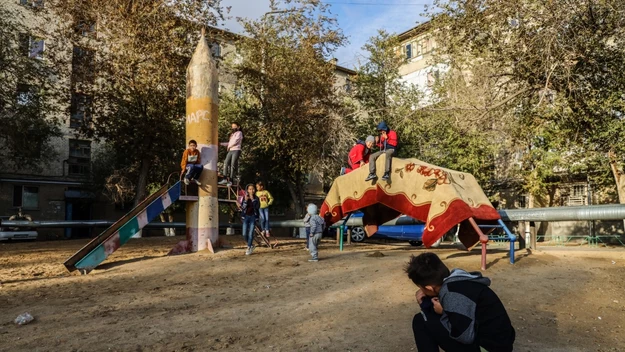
219, 0, 434, 69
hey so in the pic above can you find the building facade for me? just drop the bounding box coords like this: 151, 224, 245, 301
396, 22, 448, 106
0, 2, 355, 239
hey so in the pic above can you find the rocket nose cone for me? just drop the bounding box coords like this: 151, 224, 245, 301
189, 32, 212, 66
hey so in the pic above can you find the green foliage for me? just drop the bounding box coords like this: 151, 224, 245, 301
428, 0, 625, 200
224, 0, 347, 215
0, 5, 63, 169
351, 31, 502, 192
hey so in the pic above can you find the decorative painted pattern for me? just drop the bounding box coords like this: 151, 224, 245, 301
74, 182, 181, 272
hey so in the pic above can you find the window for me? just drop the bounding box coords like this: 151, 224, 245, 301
415, 43, 423, 57
234, 88, 244, 99
13, 186, 39, 209
16, 84, 38, 106
70, 93, 92, 128
68, 139, 91, 176
19, 35, 45, 59
75, 21, 97, 37
572, 185, 585, 197
517, 195, 527, 209
344, 78, 352, 93
20, 0, 44, 8
427, 70, 440, 87
72, 46, 95, 83
210, 42, 221, 58
405, 44, 412, 59
422, 38, 430, 53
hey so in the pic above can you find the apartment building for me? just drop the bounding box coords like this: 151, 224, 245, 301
396, 22, 448, 106
0, 0, 109, 239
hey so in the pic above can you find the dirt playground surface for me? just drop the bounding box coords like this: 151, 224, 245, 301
2, 236, 625, 351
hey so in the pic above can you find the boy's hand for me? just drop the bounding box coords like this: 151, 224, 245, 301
415, 289, 426, 305
432, 297, 443, 315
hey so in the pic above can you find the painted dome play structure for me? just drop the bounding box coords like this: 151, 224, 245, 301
321, 156, 517, 269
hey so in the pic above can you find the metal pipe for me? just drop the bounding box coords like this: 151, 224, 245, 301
498, 204, 625, 222
5, 204, 625, 230
0, 221, 239, 229
498, 219, 516, 265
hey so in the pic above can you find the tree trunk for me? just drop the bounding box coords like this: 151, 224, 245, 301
134, 159, 150, 206
608, 150, 625, 230
287, 182, 304, 218
132, 159, 150, 238
296, 173, 306, 216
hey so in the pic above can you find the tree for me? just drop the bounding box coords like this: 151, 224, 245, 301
428, 0, 625, 203
224, 0, 347, 216
0, 5, 63, 169
52, 0, 224, 204
351, 31, 505, 193
350, 30, 424, 157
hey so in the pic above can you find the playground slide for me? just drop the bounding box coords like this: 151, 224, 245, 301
64, 181, 182, 274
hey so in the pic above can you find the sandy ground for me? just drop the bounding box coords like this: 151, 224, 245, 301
1, 236, 625, 352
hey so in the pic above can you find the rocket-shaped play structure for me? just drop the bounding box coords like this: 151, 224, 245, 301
64, 29, 221, 273
172, 27, 220, 253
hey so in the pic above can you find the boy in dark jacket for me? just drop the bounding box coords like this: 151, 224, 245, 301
366, 121, 398, 182
406, 253, 515, 352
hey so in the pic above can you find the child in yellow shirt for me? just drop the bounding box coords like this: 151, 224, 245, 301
255, 181, 274, 236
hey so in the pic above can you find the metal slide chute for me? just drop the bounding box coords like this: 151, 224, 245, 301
64, 181, 182, 274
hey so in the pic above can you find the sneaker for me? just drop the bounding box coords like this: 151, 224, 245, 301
381, 172, 390, 181
308, 258, 319, 262
183, 178, 190, 185
194, 179, 202, 186
265, 231, 270, 237
218, 179, 228, 185
226, 181, 232, 187
249, 245, 255, 254
245, 247, 250, 255
365, 173, 378, 182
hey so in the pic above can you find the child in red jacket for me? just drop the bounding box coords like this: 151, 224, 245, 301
344, 136, 375, 174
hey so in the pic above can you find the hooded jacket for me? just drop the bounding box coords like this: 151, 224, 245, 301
306, 204, 325, 234
438, 269, 515, 351
376, 121, 398, 151
348, 140, 371, 168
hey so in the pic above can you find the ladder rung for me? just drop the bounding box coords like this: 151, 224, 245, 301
218, 199, 238, 203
